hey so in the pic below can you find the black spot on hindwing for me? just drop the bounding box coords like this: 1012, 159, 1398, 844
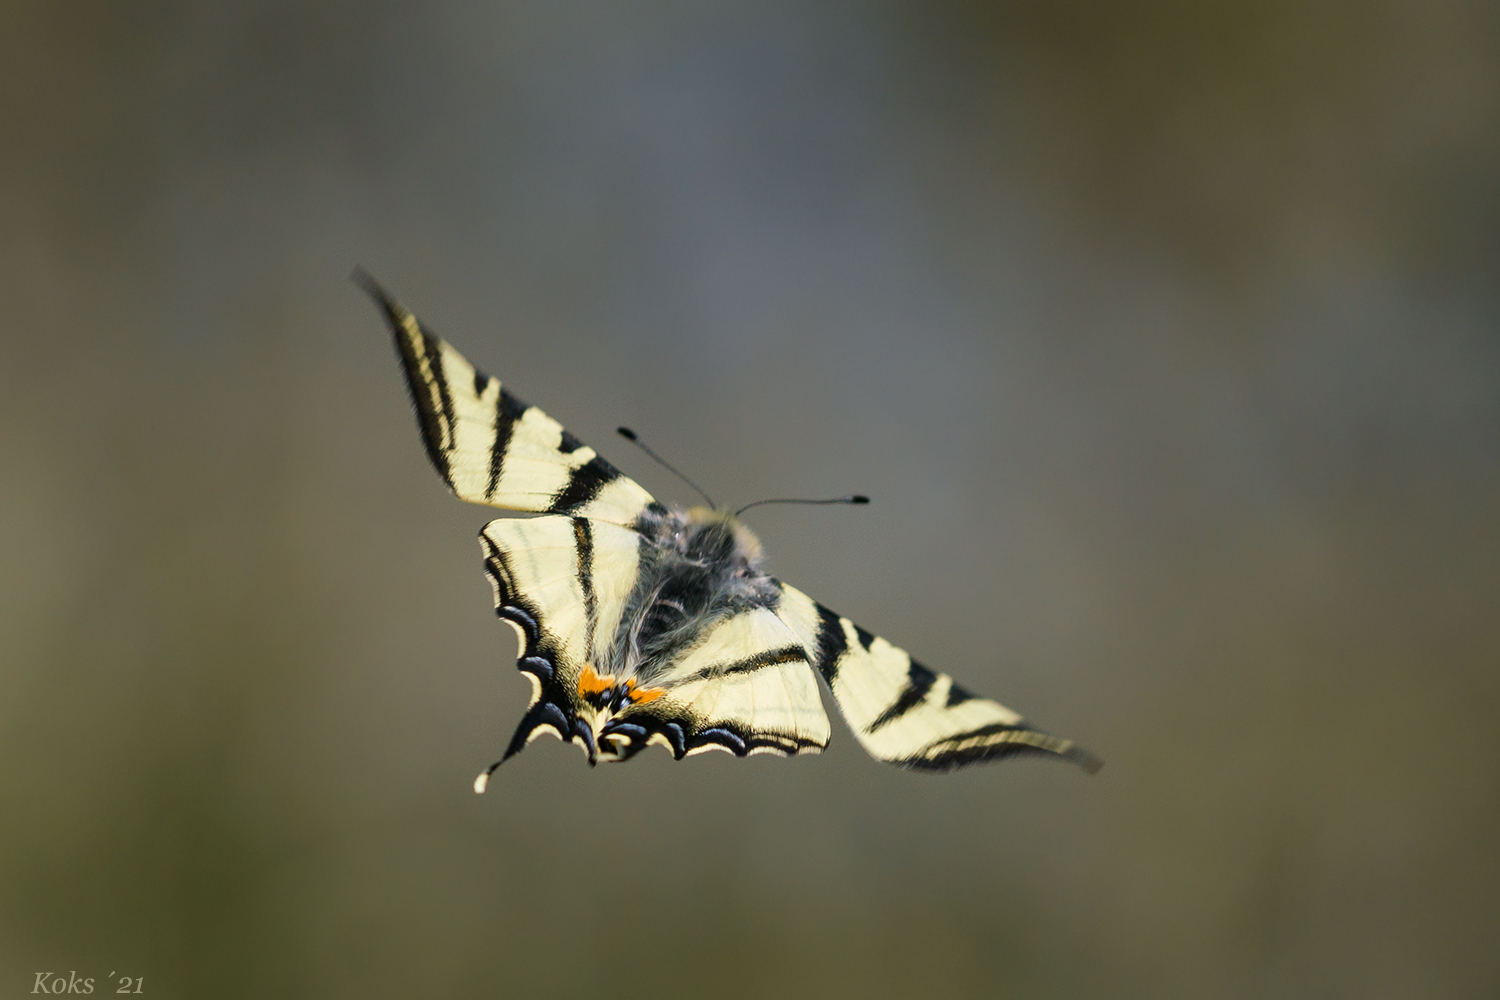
695, 727, 746, 755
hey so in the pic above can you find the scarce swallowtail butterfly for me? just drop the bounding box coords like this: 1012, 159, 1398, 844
357, 271, 1101, 791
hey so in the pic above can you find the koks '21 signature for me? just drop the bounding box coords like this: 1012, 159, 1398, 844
32, 972, 144, 994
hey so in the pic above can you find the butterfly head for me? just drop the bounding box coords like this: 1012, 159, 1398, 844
681, 505, 765, 572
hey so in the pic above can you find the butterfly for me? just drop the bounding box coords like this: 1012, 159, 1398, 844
357, 270, 1101, 791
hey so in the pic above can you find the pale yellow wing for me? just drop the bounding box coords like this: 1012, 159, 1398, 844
359, 272, 658, 526
771, 582, 1101, 772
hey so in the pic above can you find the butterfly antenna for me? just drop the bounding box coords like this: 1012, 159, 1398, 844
617, 427, 717, 508
734, 495, 870, 517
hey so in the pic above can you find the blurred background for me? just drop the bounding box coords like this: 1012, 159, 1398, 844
2, 1, 1497, 997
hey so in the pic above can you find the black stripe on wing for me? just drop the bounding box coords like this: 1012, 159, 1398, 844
866, 660, 938, 732
572, 518, 598, 651
549, 456, 622, 516
904, 725, 1105, 774
486, 390, 530, 499
668, 645, 809, 687
810, 603, 848, 685
358, 271, 460, 488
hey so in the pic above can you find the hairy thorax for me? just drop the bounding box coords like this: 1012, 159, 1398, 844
600, 505, 780, 684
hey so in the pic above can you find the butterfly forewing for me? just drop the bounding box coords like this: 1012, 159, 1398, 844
771, 583, 1102, 772
361, 274, 658, 526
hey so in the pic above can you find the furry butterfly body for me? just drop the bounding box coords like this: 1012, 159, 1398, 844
358, 272, 1100, 786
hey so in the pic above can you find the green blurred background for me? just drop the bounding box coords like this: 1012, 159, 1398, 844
2, 2, 1497, 997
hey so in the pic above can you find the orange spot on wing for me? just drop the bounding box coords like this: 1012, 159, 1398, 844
577, 665, 615, 698
624, 678, 666, 705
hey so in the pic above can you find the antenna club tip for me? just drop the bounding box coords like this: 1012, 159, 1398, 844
473, 772, 490, 794
616, 427, 638, 441
850, 495, 870, 504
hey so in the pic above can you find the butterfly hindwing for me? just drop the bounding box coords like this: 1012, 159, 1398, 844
480, 515, 831, 764
640, 606, 830, 758
479, 515, 626, 760
772, 583, 1102, 772
359, 272, 657, 527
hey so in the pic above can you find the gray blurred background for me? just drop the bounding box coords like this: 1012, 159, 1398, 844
2, 2, 1497, 997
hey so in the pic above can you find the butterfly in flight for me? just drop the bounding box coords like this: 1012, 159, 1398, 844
357, 270, 1101, 791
